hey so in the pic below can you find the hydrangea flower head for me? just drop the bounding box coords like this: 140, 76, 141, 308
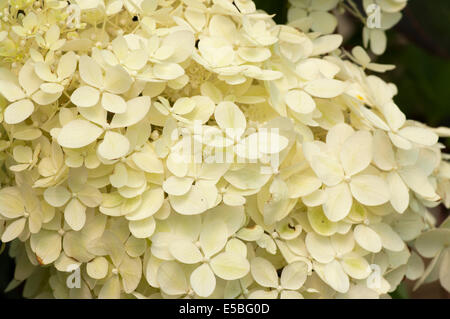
0, 0, 448, 299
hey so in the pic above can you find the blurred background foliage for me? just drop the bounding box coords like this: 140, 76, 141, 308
0, 0, 449, 299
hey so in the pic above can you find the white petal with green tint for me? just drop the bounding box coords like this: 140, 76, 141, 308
110, 96, 151, 128
1, 218, 26, 242
308, 206, 338, 236
310, 11, 337, 34
169, 184, 210, 215
372, 130, 396, 171
224, 165, 271, 190
97, 131, 130, 160
287, 168, 321, 198
309, 153, 344, 187
305, 233, 336, 263
331, 232, 355, 256
238, 47, 271, 63
57, 120, 103, 148
57, 51, 77, 79
162, 176, 193, 196
79, 55, 103, 88
129, 217, 156, 238
87, 256, 109, 279
215, 101, 246, 139
304, 79, 346, 98
119, 255, 142, 293
370, 223, 405, 252
77, 185, 102, 208
19, 60, 41, 95
354, 225, 382, 253
323, 182, 352, 222
126, 187, 164, 220
210, 251, 250, 280
350, 174, 390, 206
44, 186, 71, 207
0, 188, 25, 218
415, 229, 450, 258
169, 240, 203, 264
250, 257, 278, 288
101, 92, 127, 114
99, 276, 121, 299
387, 171, 409, 214
200, 220, 228, 257
13, 145, 32, 163
340, 254, 371, 279
104, 65, 133, 94
172, 97, 196, 115
64, 198, 86, 231
398, 126, 438, 146
190, 264, 216, 297
340, 131, 372, 176
71, 86, 100, 107
398, 166, 437, 199
34, 62, 57, 82
157, 261, 188, 295
225, 238, 247, 257
369, 29, 387, 55
406, 251, 425, 280
312, 34, 343, 55
153, 63, 185, 80
254, 130, 289, 154
4, 99, 34, 124
285, 90, 316, 114
40, 83, 64, 94
323, 260, 349, 293
280, 261, 308, 290
0, 80, 25, 102
205, 204, 246, 236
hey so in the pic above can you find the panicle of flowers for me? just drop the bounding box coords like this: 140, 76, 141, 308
0, 0, 448, 299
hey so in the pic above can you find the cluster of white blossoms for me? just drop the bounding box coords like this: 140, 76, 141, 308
288, 0, 408, 55
0, 0, 448, 299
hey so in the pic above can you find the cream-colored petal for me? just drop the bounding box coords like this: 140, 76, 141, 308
354, 224, 382, 253
97, 131, 130, 160
210, 251, 250, 280
57, 120, 103, 149
4, 99, 34, 124
64, 198, 86, 231
190, 264, 216, 297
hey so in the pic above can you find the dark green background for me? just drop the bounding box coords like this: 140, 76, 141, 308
0, 0, 449, 299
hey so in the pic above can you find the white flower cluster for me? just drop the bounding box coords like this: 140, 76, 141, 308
288, 0, 408, 55
0, 0, 448, 299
